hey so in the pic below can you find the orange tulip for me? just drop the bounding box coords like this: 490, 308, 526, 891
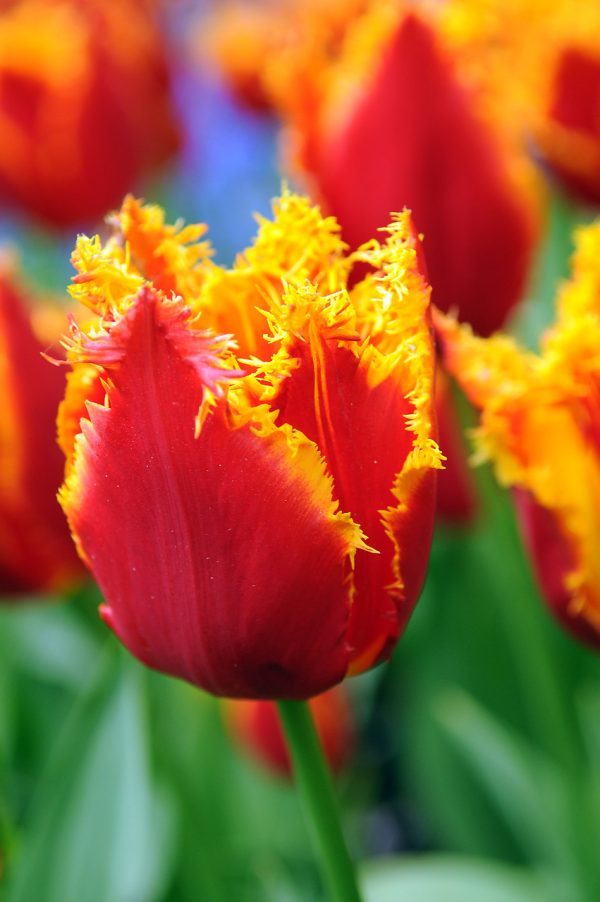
57, 192, 442, 698
0, 0, 179, 228
437, 220, 600, 648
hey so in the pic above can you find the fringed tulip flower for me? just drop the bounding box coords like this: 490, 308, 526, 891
0, 258, 83, 595
58, 192, 442, 698
224, 686, 354, 777
0, 0, 179, 229
205, 0, 540, 523
437, 220, 600, 649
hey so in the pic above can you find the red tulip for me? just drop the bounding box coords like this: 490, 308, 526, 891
314, 13, 537, 337
0, 0, 179, 228
224, 686, 354, 777
0, 261, 83, 595
58, 193, 442, 698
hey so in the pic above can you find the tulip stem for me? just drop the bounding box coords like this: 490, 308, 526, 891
277, 699, 362, 902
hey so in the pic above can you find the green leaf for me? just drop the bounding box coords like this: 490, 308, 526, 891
7, 651, 175, 902
434, 688, 573, 875
572, 685, 600, 890
0, 604, 102, 690
362, 855, 550, 902
150, 676, 315, 902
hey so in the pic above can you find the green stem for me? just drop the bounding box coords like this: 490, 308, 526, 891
277, 700, 362, 902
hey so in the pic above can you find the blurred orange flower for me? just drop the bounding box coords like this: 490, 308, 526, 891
0, 256, 83, 595
437, 220, 600, 649
0, 0, 179, 228
224, 686, 354, 777
58, 192, 442, 698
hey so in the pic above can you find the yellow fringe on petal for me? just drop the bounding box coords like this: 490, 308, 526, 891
241, 188, 352, 292
70, 234, 144, 317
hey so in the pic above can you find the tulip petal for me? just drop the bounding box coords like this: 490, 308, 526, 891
434, 374, 477, 523
111, 196, 213, 300
271, 335, 413, 667
200, 190, 353, 358
515, 490, 600, 650
58, 364, 107, 474
541, 48, 600, 203
61, 287, 363, 698
234, 215, 443, 671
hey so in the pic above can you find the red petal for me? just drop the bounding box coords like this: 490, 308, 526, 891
0, 274, 82, 594
273, 333, 427, 670
316, 13, 534, 336
63, 288, 356, 698
515, 489, 600, 651
435, 374, 477, 523
544, 48, 600, 204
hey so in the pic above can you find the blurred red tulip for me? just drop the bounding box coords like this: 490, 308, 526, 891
0, 259, 83, 595
209, 3, 539, 336
224, 687, 354, 777
58, 193, 442, 698
0, 0, 179, 228
311, 12, 537, 338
